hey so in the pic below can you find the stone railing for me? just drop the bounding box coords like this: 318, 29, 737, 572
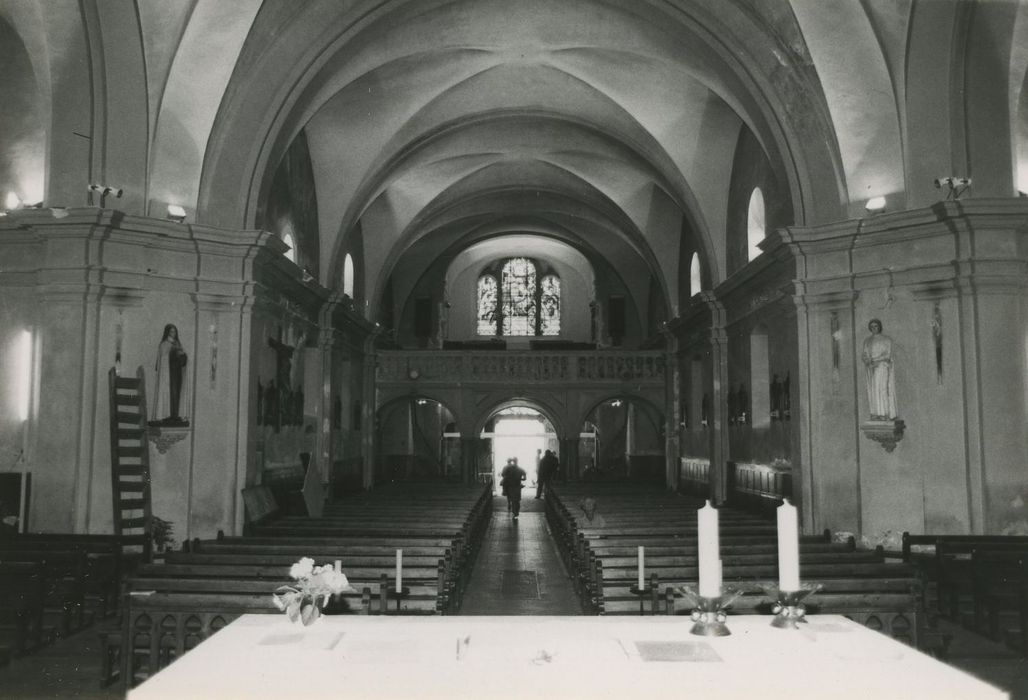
376, 350, 666, 384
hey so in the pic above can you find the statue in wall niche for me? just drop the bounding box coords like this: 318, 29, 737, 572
736, 384, 748, 424
862, 318, 897, 420
264, 380, 280, 432
150, 324, 189, 427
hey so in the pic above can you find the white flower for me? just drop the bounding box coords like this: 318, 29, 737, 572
324, 570, 351, 594
289, 557, 315, 580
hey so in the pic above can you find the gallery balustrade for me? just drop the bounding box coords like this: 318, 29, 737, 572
376, 350, 666, 385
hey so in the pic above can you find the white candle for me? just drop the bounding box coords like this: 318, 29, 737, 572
697, 500, 721, 597
777, 499, 800, 591
396, 549, 403, 591
324, 560, 342, 606
637, 546, 645, 589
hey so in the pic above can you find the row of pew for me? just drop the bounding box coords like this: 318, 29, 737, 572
113, 480, 494, 687
545, 483, 926, 648
902, 532, 1028, 656
0, 535, 129, 666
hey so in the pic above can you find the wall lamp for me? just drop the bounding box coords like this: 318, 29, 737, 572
934, 177, 972, 200
166, 204, 187, 223
0, 193, 42, 215
88, 184, 123, 208
865, 196, 887, 213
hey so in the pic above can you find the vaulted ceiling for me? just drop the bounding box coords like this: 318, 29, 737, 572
3, 0, 1028, 319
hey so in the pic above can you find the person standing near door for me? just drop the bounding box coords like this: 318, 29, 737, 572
536, 449, 558, 499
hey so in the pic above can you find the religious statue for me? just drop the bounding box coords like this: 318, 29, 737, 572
151, 323, 189, 426
862, 318, 897, 420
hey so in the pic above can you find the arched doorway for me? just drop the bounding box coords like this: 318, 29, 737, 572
476, 404, 561, 493
483, 407, 558, 493
375, 396, 458, 482
580, 396, 664, 482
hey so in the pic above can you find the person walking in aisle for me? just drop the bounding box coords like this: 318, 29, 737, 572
500, 457, 527, 520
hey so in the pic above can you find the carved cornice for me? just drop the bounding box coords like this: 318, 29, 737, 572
861, 419, 905, 453
148, 425, 190, 454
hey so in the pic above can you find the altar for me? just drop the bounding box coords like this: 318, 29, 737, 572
128, 615, 1006, 700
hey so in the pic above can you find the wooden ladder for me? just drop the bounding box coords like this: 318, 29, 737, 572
108, 367, 153, 563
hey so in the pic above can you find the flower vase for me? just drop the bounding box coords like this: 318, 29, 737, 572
273, 587, 326, 626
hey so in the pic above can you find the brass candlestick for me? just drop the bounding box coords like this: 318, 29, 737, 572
678, 586, 742, 637
761, 583, 822, 629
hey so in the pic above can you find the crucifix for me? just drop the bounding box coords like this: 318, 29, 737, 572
267, 328, 295, 432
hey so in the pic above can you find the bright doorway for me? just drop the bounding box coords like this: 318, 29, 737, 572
482, 407, 556, 491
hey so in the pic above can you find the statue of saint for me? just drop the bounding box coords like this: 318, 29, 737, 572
862, 318, 896, 420
151, 324, 189, 426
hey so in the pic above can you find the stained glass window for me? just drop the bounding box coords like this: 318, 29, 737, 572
477, 275, 498, 335
477, 258, 560, 337
540, 275, 560, 335
501, 258, 536, 336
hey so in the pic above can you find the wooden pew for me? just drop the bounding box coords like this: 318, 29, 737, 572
544, 485, 925, 646
119, 592, 276, 688
131, 560, 448, 615
973, 550, 1028, 655
901, 533, 1028, 620
0, 561, 46, 656
0, 538, 122, 619
0, 550, 91, 635
655, 578, 923, 646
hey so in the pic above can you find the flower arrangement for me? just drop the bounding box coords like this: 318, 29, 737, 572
273, 557, 353, 626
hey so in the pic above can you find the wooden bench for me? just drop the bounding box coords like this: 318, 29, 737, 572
0, 561, 46, 656
974, 551, 1028, 655
544, 485, 924, 646
901, 533, 1028, 619
0, 549, 94, 635
0, 539, 122, 619
117, 591, 277, 688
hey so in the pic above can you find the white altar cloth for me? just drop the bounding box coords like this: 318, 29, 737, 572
128, 614, 1006, 700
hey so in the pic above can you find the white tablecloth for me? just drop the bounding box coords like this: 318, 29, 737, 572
128, 615, 1006, 700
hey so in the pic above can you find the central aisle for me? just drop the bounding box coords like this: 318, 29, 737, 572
459, 496, 585, 615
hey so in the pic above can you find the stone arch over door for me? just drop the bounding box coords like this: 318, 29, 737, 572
375, 393, 461, 481
574, 393, 666, 482
470, 394, 568, 440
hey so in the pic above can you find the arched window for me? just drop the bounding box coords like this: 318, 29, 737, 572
342, 253, 354, 297
501, 258, 537, 335
477, 258, 560, 336
689, 253, 701, 297
540, 275, 561, 336
477, 275, 498, 335
281, 230, 297, 263
747, 188, 765, 262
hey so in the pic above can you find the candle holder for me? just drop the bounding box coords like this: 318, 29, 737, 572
629, 583, 654, 615
760, 582, 822, 629
629, 574, 659, 615
386, 585, 410, 613
678, 586, 742, 637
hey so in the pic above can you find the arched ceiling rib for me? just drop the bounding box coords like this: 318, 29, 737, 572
195, 0, 855, 310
